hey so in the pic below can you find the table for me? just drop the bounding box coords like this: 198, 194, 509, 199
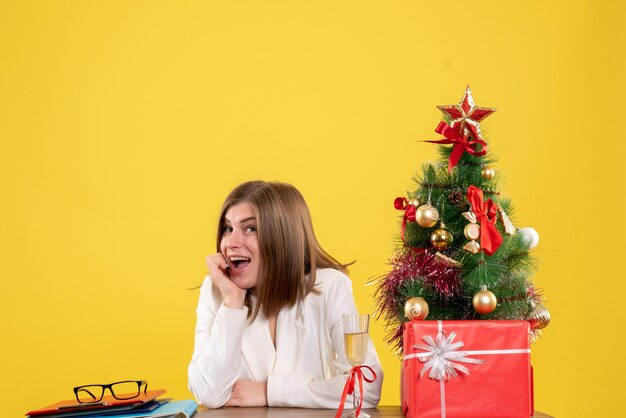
193, 406, 553, 417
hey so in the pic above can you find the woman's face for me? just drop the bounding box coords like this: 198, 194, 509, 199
220, 202, 260, 289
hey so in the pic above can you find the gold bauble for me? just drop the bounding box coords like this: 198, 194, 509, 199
430, 228, 453, 249
415, 203, 439, 228
472, 288, 497, 314
481, 166, 496, 180
464, 223, 480, 240
408, 198, 420, 207
527, 304, 551, 330
404, 297, 429, 320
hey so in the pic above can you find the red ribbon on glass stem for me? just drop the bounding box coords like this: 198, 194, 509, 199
467, 185, 503, 255
335, 365, 377, 418
426, 121, 488, 172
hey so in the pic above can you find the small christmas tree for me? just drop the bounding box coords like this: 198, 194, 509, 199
375, 86, 550, 352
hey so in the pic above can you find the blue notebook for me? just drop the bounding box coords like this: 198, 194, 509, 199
81, 400, 198, 418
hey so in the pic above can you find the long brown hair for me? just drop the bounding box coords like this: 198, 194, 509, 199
217, 180, 352, 320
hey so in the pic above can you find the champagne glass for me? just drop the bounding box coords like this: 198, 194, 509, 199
342, 313, 370, 418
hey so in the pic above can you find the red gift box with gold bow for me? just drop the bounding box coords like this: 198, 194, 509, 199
401, 320, 533, 418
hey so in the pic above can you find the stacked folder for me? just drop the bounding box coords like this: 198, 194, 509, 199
25, 389, 198, 418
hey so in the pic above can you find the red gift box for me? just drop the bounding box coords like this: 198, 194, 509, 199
401, 320, 533, 418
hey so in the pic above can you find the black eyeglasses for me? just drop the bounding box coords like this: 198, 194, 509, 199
73, 380, 148, 404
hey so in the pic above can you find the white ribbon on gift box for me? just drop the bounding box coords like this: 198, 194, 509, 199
402, 320, 531, 418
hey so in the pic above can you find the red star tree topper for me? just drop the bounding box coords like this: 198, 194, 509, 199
437, 85, 496, 142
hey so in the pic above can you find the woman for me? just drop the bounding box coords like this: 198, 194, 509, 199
188, 180, 383, 409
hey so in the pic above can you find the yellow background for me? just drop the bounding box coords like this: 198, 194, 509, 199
2, 1, 624, 417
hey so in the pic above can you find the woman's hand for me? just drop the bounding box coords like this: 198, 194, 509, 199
225, 380, 268, 407
206, 254, 246, 309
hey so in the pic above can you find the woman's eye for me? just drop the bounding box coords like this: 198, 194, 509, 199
244, 225, 257, 233
222, 225, 233, 234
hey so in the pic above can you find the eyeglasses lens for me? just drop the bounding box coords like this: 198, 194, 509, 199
76, 386, 104, 403
110, 381, 141, 399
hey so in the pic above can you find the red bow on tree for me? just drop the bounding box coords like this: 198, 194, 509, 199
394, 197, 416, 245
467, 185, 502, 256
426, 121, 488, 172
394, 197, 416, 221
335, 365, 377, 418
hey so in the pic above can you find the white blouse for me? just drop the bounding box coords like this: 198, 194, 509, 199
188, 268, 383, 409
